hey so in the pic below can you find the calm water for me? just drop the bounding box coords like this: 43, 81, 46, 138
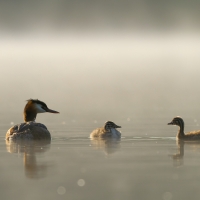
1, 31, 200, 200
1, 0, 200, 199
1, 116, 200, 200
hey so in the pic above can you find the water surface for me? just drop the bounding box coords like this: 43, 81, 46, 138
1, 117, 200, 200
1, 1, 200, 199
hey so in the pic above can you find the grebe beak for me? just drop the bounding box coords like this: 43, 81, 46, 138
46, 108, 59, 113
167, 122, 173, 125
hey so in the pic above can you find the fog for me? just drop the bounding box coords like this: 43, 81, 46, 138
0, 0, 200, 123
1, 0, 200, 32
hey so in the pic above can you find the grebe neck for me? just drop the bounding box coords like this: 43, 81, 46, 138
177, 123, 185, 138
23, 111, 37, 122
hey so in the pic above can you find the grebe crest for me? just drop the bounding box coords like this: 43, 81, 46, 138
24, 99, 59, 122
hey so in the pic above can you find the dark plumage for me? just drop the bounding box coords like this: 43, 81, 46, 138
168, 116, 200, 140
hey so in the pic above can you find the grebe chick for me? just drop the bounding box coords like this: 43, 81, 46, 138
90, 121, 121, 138
168, 116, 200, 140
6, 99, 59, 140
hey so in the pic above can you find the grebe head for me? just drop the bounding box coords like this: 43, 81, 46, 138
168, 116, 184, 127
104, 121, 121, 131
24, 99, 59, 122
28, 99, 59, 114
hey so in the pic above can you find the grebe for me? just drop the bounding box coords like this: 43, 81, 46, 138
90, 121, 121, 138
168, 116, 200, 140
6, 99, 59, 140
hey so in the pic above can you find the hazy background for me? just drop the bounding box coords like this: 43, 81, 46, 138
0, 0, 200, 127
1, 3, 200, 199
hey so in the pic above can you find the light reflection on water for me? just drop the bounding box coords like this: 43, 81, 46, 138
1, 122, 200, 200
6, 139, 51, 179
90, 138, 121, 155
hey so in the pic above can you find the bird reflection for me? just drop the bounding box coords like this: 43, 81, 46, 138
169, 140, 184, 167
90, 137, 121, 155
170, 140, 200, 167
6, 139, 51, 179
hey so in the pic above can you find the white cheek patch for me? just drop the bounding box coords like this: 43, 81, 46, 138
35, 104, 46, 113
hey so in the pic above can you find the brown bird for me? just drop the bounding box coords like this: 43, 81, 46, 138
90, 121, 121, 138
6, 99, 59, 140
168, 116, 200, 140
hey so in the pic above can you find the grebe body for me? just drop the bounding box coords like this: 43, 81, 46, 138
90, 121, 121, 138
6, 99, 59, 140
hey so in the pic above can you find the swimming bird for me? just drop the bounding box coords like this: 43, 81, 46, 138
6, 99, 59, 140
168, 116, 200, 140
90, 121, 121, 138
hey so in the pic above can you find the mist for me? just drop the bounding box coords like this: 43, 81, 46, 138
0, 0, 200, 124
1, 0, 200, 32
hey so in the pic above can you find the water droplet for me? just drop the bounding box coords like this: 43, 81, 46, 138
57, 186, 66, 195
77, 179, 85, 187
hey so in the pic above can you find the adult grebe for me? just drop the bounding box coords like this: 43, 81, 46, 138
168, 116, 200, 140
6, 99, 59, 140
90, 121, 121, 138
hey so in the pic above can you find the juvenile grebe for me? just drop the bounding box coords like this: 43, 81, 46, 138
90, 121, 121, 138
168, 116, 200, 140
6, 99, 59, 140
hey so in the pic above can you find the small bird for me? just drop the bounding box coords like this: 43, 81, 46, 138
90, 121, 121, 138
168, 116, 200, 140
6, 99, 59, 140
